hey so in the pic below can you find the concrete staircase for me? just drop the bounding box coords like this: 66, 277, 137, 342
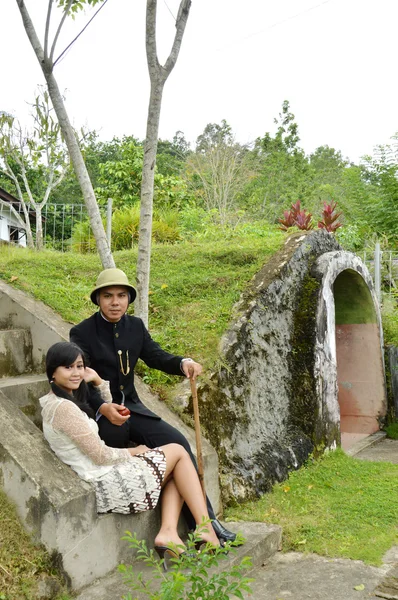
0, 325, 49, 427
0, 280, 233, 592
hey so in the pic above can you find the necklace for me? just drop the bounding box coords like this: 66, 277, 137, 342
118, 349, 130, 376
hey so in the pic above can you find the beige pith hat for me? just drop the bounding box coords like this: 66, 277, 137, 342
90, 268, 137, 305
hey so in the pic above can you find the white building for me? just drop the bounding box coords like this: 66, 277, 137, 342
0, 187, 27, 247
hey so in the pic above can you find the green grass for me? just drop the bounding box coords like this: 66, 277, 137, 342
0, 489, 71, 600
386, 422, 398, 439
0, 226, 285, 379
225, 449, 398, 566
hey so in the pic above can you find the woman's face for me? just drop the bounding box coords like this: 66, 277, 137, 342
52, 354, 84, 394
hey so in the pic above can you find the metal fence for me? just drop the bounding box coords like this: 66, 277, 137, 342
0, 200, 112, 252
362, 243, 398, 301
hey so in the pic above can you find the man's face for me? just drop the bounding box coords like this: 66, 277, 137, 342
98, 286, 129, 322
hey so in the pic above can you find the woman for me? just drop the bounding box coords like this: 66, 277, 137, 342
40, 342, 219, 568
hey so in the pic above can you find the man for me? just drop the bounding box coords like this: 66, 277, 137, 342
70, 268, 237, 543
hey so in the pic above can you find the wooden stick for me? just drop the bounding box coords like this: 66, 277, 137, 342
190, 375, 206, 499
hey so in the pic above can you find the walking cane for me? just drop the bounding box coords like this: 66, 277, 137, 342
190, 373, 206, 499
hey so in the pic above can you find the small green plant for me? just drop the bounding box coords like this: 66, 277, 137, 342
386, 422, 398, 439
119, 527, 253, 600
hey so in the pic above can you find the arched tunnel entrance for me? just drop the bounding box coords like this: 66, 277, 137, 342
333, 269, 386, 449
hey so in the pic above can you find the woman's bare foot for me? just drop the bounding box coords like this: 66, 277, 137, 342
154, 529, 186, 555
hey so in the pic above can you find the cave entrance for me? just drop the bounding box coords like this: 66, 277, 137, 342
333, 269, 386, 450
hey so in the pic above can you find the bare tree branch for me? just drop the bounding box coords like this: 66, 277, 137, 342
44, 0, 53, 60
50, 0, 74, 64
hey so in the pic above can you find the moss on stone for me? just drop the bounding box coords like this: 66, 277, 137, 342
288, 270, 320, 444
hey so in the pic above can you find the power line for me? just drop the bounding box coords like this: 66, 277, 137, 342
163, 0, 177, 21
53, 0, 110, 68
216, 0, 334, 51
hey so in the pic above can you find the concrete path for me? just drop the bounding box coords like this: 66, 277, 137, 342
73, 437, 398, 600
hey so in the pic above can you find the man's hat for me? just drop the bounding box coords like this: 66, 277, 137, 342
90, 268, 136, 305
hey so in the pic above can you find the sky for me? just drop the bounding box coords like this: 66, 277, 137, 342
2, 0, 398, 163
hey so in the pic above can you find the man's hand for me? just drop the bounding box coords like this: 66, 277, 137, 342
129, 445, 151, 456
181, 359, 202, 380
99, 402, 130, 425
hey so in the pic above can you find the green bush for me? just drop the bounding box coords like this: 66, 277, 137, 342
119, 527, 252, 600
111, 205, 140, 250
386, 422, 398, 439
70, 219, 99, 253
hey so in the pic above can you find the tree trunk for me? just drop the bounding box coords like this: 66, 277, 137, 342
135, 79, 165, 323
15, 0, 115, 269
135, 0, 191, 325
45, 71, 114, 267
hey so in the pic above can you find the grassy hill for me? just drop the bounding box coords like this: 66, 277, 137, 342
0, 225, 285, 599
0, 227, 285, 380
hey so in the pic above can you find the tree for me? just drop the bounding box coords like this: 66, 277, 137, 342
247, 101, 313, 220
15, 0, 114, 267
0, 90, 69, 249
186, 120, 253, 225
135, 0, 192, 326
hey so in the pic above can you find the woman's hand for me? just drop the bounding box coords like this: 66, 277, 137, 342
129, 445, 151, 456
83, 366, 103, 387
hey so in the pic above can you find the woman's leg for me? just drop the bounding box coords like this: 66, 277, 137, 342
154, 479, 185, 551
159, 443, 219, 546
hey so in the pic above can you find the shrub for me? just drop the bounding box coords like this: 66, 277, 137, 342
318, 201, 343, 232
278, 200, 313, 231
70, 220, 99, 253
385, 422, 398, 439
119, 527, 253, 600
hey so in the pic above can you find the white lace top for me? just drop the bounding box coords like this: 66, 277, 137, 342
40, 381, 131, 481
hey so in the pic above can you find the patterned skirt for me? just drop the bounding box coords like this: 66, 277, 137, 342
91, 448, 166, 514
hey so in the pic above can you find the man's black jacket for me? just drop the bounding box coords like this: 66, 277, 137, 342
70, 312, 183, 418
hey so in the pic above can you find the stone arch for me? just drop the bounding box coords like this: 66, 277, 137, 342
199, 232, 388, 503
313, 253, 387, 450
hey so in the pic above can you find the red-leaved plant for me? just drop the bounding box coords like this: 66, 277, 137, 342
318, 201, 343, 232
278, 200, 314, 231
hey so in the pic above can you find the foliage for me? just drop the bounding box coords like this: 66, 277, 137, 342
0, 88, 69, 249
0, 489, 70, 599
186, 120, 255, 226
70, 218, 101, 253
335, 224, 364, 251
0, 224, 284, 373
278, 200, 313, 231
359, 139, 398, 242
93, 135, 191, 211
70, 206, 181, 252
318, 201, 343, 232
246, 101, 313, 220
226, 449, 398, 565
119, 528, 252, 600
95, 137, 143, 206
385, 422, 398, 439
156, 131, 191, 176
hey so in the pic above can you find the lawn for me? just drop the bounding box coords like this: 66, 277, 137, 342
226, 449, 398, 566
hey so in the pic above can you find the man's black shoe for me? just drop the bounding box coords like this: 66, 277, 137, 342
211, 519, 240, 544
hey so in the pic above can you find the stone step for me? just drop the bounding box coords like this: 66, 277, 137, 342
0, 328, 34, 377
73, 522, 282, 600
0, 373, 48, 427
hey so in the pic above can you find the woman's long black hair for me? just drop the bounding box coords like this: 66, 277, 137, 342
46, 341, 96, 419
